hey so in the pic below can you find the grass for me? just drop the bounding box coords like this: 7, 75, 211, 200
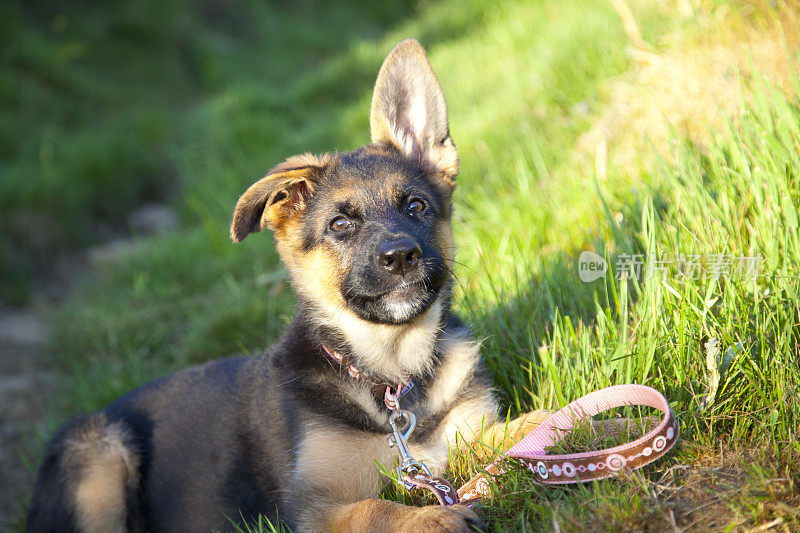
7, 0, 800, 531
476, 81, 800, 444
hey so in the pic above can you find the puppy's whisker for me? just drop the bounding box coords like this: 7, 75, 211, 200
450, 259, 477, 274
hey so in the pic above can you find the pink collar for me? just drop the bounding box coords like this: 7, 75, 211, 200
321, 345, 414, 410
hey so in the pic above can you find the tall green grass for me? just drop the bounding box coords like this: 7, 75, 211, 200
470, 76, 800, 450
454, 72, 800, 532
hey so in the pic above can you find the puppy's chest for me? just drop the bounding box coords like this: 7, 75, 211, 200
293, 330, 497, 476
340, 381, 494, 473
296, 396, 477, 486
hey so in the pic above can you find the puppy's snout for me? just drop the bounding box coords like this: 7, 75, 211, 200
378, 236, 422, 276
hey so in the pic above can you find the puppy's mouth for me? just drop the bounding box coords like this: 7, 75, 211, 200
364, 279, 425, 301
343, 275, 444, 325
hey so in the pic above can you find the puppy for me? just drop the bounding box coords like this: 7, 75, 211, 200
28, 39, 530, 532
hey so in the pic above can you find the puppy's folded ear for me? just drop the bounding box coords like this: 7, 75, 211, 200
230, 152, 330, 242
370, 39, 459, 188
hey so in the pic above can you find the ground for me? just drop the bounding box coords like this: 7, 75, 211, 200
0, 310, 53, 527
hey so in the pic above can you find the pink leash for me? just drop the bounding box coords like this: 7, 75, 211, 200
403, 384, 679, 506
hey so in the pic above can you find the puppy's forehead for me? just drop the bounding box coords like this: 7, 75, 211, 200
320, 149, 427, 200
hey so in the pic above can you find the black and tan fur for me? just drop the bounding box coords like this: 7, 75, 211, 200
27, 39, 540, 532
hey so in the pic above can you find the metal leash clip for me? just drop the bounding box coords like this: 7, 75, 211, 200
387, 409, 432, 485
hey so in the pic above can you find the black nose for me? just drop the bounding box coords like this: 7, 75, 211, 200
379, 237, 422, 276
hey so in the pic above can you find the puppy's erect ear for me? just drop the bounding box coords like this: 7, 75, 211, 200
230, 153, 330, 243
370, 39, 459, 187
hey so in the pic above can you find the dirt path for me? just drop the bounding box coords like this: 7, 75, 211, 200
0, 310, 56, 530
0, 207, 174, 531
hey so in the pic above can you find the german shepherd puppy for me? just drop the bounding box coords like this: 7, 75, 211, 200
28, 39, 535, 532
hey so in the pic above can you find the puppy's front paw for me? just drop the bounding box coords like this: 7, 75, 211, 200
401, 504, 484, 533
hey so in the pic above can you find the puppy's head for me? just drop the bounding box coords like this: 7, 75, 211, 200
230, 39, 458, 325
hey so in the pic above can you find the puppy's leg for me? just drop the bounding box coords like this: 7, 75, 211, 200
292, 423, 482, 532
467, 410, 661, 460
328, 499, 481, 533
295, 475, 484, 532
483, 410, 552, 452
463, 410, 551, 461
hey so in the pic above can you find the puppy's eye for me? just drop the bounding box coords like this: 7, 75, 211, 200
407, 198, 426, 213
329, 216, 353, 232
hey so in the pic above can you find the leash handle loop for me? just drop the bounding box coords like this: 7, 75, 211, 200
456, 384, 679, 504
